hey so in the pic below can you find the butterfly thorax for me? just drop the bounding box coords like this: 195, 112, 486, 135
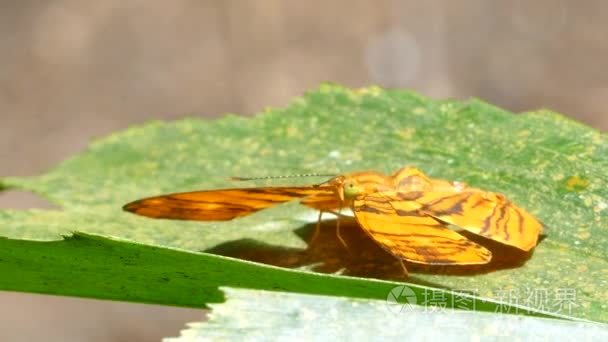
328, 171, 393, 202
296, 171, 387, 211
302, 167, 472, 211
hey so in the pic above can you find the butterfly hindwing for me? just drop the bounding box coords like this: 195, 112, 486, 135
352, 192, 492, 265
409, 191, 543, 251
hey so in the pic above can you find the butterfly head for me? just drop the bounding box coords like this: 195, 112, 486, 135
324, 175, 362, 202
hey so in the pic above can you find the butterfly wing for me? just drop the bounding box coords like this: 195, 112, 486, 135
300, 193, 342, 211
352, 192, 492, 265
123, 186, 335, 221
406, 191, 542, 251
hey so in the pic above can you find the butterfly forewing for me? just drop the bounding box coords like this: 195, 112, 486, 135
352, 192, 492, 265
300, 193, 342, 211
123, 186, 335, 221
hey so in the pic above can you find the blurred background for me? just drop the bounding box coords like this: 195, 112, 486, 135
1, 1, 606, 341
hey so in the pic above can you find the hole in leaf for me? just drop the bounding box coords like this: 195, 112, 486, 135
0, 190, 58, 209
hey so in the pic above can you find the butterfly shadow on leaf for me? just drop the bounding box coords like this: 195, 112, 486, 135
204, 217, 543, 283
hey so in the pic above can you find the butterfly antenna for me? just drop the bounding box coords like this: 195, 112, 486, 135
229, 173, 336, 181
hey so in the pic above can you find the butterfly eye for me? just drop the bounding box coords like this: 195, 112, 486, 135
343, 182, 361, 199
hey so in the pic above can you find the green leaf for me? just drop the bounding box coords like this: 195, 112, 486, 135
166, 288, 608, 341
1, 85, 606, 321
0, 231, 565, 317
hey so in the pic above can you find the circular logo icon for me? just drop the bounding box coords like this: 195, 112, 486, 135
386, 285, 418, 314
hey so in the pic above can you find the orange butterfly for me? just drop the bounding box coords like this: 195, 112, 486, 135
123, 167, 543, 273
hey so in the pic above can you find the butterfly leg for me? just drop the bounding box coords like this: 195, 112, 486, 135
310, 209, 351, 249
335, 216, 348, 249
309, 210, 324, 245
398, 259, 409, 278
334, 208, 351, 253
